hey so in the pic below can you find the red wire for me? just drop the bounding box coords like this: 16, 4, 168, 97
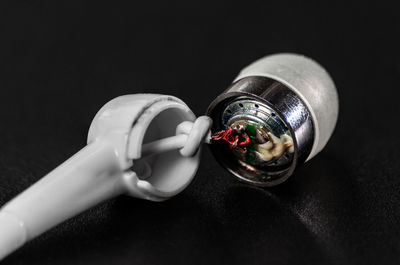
212, 127, 251, 147
239, 134, 250, 146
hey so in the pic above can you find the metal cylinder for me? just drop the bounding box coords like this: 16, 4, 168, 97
207, 54, 339, 187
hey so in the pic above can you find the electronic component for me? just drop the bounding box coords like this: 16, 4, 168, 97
207, 54, 339, 186
0, 53, 338, 260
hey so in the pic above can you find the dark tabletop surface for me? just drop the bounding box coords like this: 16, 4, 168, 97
1, 1, 400, 264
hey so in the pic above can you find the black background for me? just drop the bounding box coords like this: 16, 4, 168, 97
1, 1, 400, 264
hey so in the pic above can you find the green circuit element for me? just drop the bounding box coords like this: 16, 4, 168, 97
245, 123, 257, 165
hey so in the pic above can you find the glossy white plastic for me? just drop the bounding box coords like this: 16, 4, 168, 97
0, 94, 212, 260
